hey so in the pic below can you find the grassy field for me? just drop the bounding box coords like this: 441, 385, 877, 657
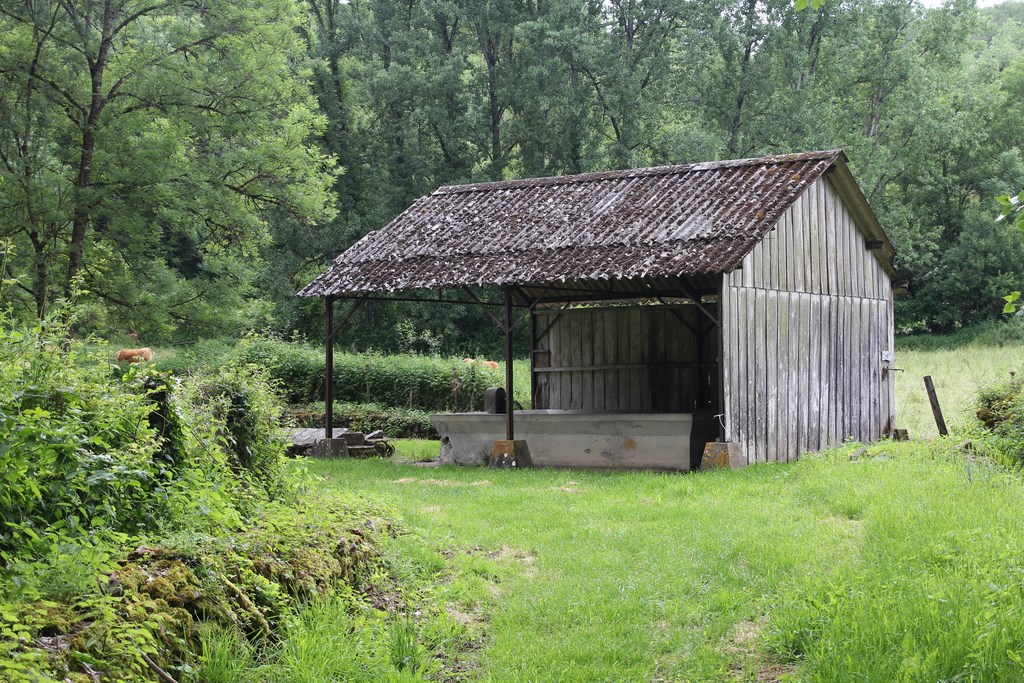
895, 344, 1024, 438
306, 443, 1024, 681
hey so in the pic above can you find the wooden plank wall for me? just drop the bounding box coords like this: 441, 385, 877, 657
532, 305, 717, 412
721, 175, 896, 464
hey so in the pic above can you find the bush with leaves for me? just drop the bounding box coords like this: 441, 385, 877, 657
173, 362, 291, 503
0, 307, 167, 558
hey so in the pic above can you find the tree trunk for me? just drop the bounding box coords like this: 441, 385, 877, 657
30, 231, 47, 318
486, 46, 502, 180
67, 7, 113, 293
67, 126, 95, 290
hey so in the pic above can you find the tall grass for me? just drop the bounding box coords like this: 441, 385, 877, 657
895, 344, 1024, 437
764, 445, 1024, 682
190, 593, 438, 683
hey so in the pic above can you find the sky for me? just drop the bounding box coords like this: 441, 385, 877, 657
919, 0, 1008, 6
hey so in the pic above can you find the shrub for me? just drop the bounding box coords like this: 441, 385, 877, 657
971, 376, 1024, 466
0, 306, 298, 555
175, 362, 291, 501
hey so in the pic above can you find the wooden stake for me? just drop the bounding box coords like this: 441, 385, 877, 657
923, 375, 948, 437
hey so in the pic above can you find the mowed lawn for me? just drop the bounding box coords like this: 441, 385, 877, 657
309, 443, 1024, 682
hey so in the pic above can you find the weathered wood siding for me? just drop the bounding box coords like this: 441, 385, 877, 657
532, 305, 717, 412
721, 175, 895, 463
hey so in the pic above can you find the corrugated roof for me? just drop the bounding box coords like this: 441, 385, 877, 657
300, 150, 846, 298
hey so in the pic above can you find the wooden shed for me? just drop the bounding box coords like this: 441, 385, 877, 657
299, 150, 901, 469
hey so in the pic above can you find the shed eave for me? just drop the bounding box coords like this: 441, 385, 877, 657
824, 156, 900, 283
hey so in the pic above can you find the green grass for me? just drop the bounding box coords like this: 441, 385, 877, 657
895, 344, 1024, 438
392, 438, 441, 462
301, 443, 1024, 681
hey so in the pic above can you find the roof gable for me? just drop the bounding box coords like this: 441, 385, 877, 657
300, 150, 876, 297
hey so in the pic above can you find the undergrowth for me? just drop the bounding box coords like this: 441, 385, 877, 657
0, 305, 466, 682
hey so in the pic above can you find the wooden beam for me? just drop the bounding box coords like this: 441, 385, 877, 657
531, 303, 573, 346
528, 290, 717, 307
865, 240, 884, 250
521, 282, 719, 302
333, 293, 522, 308
716, 285, 726, 440
655, 295, 698, 336
923, 375, 948, 437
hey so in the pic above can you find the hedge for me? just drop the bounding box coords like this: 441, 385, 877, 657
237, 338, 507, 413
289, 402, 436, 439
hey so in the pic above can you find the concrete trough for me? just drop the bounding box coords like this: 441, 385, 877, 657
433, 410, 716, 471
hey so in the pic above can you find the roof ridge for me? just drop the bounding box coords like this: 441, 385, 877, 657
436, 149, 843, 195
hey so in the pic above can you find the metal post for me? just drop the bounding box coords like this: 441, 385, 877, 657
716, 287, 726, 442
504, 285, 514, 441
695, 312, 704, 410
325, 296, 334, 441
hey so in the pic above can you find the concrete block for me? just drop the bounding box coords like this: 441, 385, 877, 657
338, 431, 367, 446
489, 440, 533, 468
310, 439, 350, 458
700, 441, 746, 469
432, 411, 695, 470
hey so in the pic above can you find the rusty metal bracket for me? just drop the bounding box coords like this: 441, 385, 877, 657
461, 286, 508, 333
674, 276, 719, 327
328, 295, 368, 342
654, 295, 698, 336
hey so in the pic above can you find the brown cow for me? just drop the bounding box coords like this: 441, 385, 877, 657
115, 347, 153, 363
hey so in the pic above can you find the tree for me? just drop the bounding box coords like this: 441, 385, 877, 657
0, 0, 336, 336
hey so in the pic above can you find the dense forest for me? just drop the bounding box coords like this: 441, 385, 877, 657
1, 0, 1023, 354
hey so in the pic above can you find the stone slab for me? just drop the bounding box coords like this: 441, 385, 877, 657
288, 428, 350, 446
309, 438, 350, 458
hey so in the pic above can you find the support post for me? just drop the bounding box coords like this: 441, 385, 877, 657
716, 288, 726, 442
504, 284, 514, 441
489, 284, 532, 468
325, 296, 334, 441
